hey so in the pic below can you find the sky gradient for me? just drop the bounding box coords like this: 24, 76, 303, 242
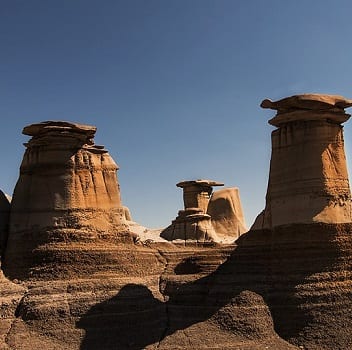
1, 0, 352, 228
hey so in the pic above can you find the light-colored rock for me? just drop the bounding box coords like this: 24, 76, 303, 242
207, 187, 247, 240
8, 121, 127, 235
123, 206, 132, 221
261, 93, 352, 113
253, 94, 352, 229
126, 220, 166, 243
3, 121, 131, 278
161, 180, 224, 242
176, 179, 224, 213
161, 208, 219, 242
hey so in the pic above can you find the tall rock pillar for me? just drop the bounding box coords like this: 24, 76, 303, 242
253, 94, 352, 229
4, 121, 130, 278
161, 180, 224, 242
9, 121, 127, 234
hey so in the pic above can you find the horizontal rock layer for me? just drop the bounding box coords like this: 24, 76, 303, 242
255, 120, 352, 229
1, 223, 352, 349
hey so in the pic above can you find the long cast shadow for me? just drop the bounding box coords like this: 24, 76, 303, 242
77, 224, 348, 349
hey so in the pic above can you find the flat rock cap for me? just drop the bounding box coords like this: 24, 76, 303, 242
177, 179, 224, 188
261, 94, 352, 112
23, 121, 97, 137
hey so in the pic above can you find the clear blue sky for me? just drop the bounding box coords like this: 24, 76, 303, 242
1, 0, 352, 228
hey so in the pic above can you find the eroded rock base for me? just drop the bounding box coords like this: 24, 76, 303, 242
1, 223, 352, 349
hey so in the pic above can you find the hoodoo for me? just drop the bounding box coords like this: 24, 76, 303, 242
9, 121, 127, 235
1, 104, 352, 349
3, 121, 130, 278
207, 187, 247, 239
161, 179, 224, 241
253, 94, 352, 229
161, 180, 247, 242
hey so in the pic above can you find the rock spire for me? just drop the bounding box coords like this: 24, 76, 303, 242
10, 121, 127, 234
4, 121, 130, 277
161, 180, 223, 242
161, 180, 247, 242
253, 94, 352, 229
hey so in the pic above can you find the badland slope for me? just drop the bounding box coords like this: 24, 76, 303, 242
1, 94, 352, 349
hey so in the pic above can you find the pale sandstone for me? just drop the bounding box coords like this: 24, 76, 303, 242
161, 180, 223, 242
123, 206, 132, 221
3, 121, 131, 278
177, 179, 224, 212
207, 187, 247, 240
253, 94, 352, 229
162, 181, 248, 242
8, 121, 127, 235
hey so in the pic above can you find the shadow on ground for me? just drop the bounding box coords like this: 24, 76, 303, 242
77, 224, 347, 349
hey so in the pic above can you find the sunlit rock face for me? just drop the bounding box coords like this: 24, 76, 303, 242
253, 94, 352, 229
207, 187, 247, 240
161, 181, 247, 242
9, 121, 127, 235
4, 121, 130, 279
161, 180, 224, 242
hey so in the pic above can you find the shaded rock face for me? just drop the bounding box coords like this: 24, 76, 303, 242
3, 223, 352, 349
254, 94, 352, 229
0, 191, 10, 258
3, 121, 131, 279
207, 187, 247, 240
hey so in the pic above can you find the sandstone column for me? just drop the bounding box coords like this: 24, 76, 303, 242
7, 121, 128, 240
253, 94, 352, 229
161, 180, 223, 242
177, 180, 223, 212
207, 187, 247, 239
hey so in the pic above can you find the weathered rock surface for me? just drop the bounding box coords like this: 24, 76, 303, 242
1, 109, 352, 350
161, 180, 224, 242
177, 180, 224, 213
2, 223, 352, 349
207, 187, 247, 240
0, 271, 26, 349
10, 121, 127, 235
3, 121, 131, 279
253, 94, 352, 229
261, 93, 352, 115
0, 240, 298, 350
162, 181, 247, 242
0, 191, 10, 256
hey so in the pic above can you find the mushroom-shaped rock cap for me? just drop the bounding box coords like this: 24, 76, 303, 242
261, 94, 352, 127
261, 94, 352, 113
23, 121, 97, 137
177, 179, 224, 188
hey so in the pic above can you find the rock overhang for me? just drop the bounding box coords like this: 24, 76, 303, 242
261, 94, 352, 127
176, 179, 224, 188
23, 120, 97, 136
